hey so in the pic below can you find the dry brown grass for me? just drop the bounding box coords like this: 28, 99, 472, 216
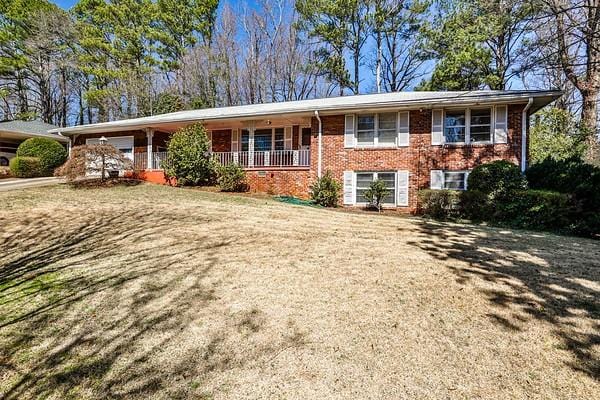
0, 183, 598, 399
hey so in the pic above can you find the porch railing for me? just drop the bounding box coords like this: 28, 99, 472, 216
213, 149, 310, 168
133, 149, 310, 171
133, 151, 171, 170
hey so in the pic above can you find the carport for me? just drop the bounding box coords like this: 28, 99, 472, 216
0, 120, 68, 166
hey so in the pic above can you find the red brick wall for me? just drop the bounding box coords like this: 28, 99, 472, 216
310, 104, 526, 212
245, 169, 311, 198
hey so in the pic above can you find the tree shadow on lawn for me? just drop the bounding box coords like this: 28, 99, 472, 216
0, 207, 306, 399
407, 220, 600, 379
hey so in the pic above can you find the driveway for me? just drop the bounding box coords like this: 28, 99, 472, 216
0, 177, 64, 191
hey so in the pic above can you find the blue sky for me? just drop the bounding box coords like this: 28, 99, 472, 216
53, 0, 77, 9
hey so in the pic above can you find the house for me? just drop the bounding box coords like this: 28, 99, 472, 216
0, 120, 67, 166
50, 90, 560, 212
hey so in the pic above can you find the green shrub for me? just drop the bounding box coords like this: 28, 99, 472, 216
495, 190, 573, 231
363, 179, 391, 212
418, 189, 461, 220
526, 157, 600, 211
468, 160, 526, 200
217, 162, 247, 192
459, 189, 491, 221
9, 156, 43, 178
526, 157, 599, 237
16, 137, 67, 176
309, 171, 341, 207
164, 123, 215, 186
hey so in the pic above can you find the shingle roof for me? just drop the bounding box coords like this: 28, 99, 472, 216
50, 90, 561, 135
0, 120, 69, 142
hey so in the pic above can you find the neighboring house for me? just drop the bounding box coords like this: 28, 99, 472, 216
0, 120, 68, 166
50, 90, 560, 212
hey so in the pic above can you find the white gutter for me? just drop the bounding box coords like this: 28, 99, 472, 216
315, 110, 322, 178
521, 97, 534, 172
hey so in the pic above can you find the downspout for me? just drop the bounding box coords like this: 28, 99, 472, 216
315, 110, 322, 178
521, 97, 534, 173
58, 131, 71, 158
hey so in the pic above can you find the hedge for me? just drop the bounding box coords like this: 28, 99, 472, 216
9, 156, 43, 178
16, 137, 67, 176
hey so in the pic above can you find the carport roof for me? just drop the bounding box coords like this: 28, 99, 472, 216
0, 120, 69, 142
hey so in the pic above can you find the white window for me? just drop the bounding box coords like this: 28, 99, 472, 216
470, 108, 492, 142
357, 115, 376, 145
444, 108, 492, 144
355, 172, 396, 205
356, 113, 398, 147
444, 110, 466, 143
443, 171, 469, 190
378, 113, 397, 145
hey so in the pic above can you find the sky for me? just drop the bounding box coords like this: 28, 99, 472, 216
53, 0, 77, 9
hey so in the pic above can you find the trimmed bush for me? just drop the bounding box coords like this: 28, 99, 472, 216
467, 160, 526, 200
460, 189, 491, 221
16, 137, 67, 176
526, 157, 600, 209
418, 189, 461, 220
526, 157, 600, 237
9, 156, 43, 178
217, 162, 247, 192
309, 171, 341, 207
164, 123, 215, 186
496, 190, 573, 231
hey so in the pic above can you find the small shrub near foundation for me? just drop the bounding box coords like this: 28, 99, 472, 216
217, 162, 248, 192
309, 171, 341, 207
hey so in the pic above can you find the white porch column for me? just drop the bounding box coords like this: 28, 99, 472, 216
248, 122, 255, 168
67, 139, 72, 158
146, 129, 154, 169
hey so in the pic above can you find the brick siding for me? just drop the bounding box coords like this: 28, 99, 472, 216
245, 169, 311, 198
71, 104, 527, 212
310, 105, 525, 212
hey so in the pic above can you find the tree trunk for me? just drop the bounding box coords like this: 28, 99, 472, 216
581, 87, 599, 162
354, 47, 360, 94
376, 30, 382, 93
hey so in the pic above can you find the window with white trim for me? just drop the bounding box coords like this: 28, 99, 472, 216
356, 113, 398, 146
443, 171, 469, 190
444, 108, 492, 144
355, 172, 396, 204
469, 108, 492, 142
444, 110, 466, 143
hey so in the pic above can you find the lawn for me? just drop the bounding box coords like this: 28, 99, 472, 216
0, 183, 598, 399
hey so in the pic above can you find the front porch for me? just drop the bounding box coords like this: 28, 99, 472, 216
127, 120, 313, 171
132, 149, 311, 171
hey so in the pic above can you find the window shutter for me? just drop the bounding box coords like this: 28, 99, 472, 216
231, 129, 239, 151
396, 170, 409, 206
343, 171, 355, 205
344, 114, 355, 148
397, 111, 410, 147
284, 126, 293, 150
494, 105, 508, 143
431, 109, 443, 145
430, 170, 443, 189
